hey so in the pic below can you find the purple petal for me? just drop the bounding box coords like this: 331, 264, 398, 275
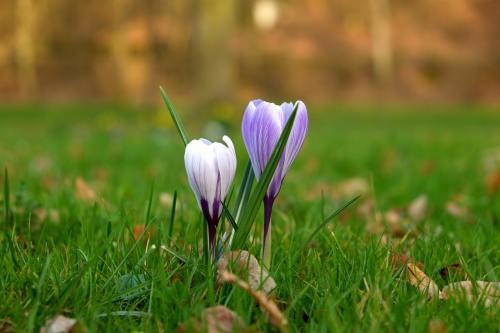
281, 101, 308, 176
242, 100, 308, 200
242, 101, 284, 180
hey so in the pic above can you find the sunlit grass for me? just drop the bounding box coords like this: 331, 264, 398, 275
1, 104, 499, 332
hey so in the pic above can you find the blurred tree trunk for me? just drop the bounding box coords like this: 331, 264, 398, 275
193, 0, 235, 105
16, 0, 37, 97
111, 0, 152, 104
370, 0, 393, 83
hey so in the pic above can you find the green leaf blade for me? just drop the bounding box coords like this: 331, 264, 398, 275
160, 86, 189, 146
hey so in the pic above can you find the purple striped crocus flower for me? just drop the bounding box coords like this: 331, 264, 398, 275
242, 100, 308, 264
184, 136, 237, 259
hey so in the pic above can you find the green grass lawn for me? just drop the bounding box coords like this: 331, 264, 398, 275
1, 104, 499, 332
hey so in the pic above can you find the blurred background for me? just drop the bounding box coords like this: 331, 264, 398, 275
1, 0, 500, 107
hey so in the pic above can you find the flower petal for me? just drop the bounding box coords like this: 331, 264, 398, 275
242, 101, 284, 180
213, 135, 237, 202
281, 100, 308, 176
185, 139, 218, 217
185, 136, 237, 221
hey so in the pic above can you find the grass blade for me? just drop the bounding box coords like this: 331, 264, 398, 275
4, 167, 9, 223
168, 190, 177, 238
160, 86, 189, 146
231, 103, 299, 250
222, 201, 238, 231
233, 161, 254, 222
305, 195, 360, 244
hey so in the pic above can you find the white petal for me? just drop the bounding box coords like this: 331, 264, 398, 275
184, 139, 218, 215
215, 136, 237, 200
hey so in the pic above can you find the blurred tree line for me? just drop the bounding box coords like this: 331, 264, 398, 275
0, 0, 499, 105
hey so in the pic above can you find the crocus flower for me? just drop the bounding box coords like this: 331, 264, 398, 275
184, 136, 237, 259
242, 100, 308, 264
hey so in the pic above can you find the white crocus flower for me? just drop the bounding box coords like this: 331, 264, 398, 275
184, 135, 237, 257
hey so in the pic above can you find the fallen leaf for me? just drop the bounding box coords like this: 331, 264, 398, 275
74, 177, 97, 202
34, 208, 47, 222
49, 210, 61, 223
406, 262, 439, 299
217, 250, 276, 294
383, 209, 407, 237
486, 170, 500, 195
0, 318, 14, 333
428, 318, 447, 333
33, 208, 60, 223
331, 177, 370, 199
132, 224, 155, 241
439, 281, 500, 307
220, 270, 288, 332
356, 198, 374, 220
390, 252, 409, 270
407, 195, 428, 221
438, 263, 469, 282
445, 200, 470, 220
201, 306, 245, 333
40, 315, 82, 333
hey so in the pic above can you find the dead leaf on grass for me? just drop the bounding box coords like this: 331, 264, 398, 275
439, 281, 500, 307
217, 250, 276, 295
331, 177, 370, 199
176, 305, 246, 333
133, 224, 155, 241
40, 315, 83, 333
220, 270, 288, 332
428, 318, 447, 333
438, 263, 469, 282
406, 262, 439, 299
0, 318, 14, 333
407, 195, 428, 221
75, 177, 97, 203
486, 170, 500, 195
445, 199, 471, 221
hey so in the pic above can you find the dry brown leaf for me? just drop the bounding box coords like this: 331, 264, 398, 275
438, 263, 469, 282
74, 177, 97, 202
0, 318, 14, 333
331, 177, 370, 199
33, 208, 60, 223
34, 208, 47, 222
384, 209, 407, 238
202, 306, 245, 333
407, 195, 428, 221
40, 315, 82, 333
133, 224, 156, 243
176, 306, 246, 333
356, 198, 374, 220
428, 318, 447, 333
439, 281, 500, 307
220, 270, 288, 332
217, 250, 276, 295
486, 170, 500, 195
445, 201, 469, 220
406, 263, 439, 299
390, 252, 410, 270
